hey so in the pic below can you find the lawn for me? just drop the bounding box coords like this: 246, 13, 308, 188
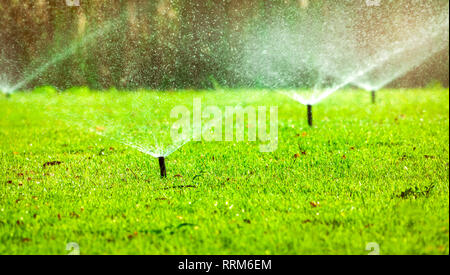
0, 88, 448, 255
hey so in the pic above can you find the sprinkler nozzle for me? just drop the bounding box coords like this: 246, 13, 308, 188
158, 156, 167, 178
371, 90, 376, 104
307, 104, 313, 127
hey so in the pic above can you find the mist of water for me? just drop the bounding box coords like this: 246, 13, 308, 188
28, 90, 196, 158
2, 20, 117, 95
3, 1, 448, 159
238, 1, 449, 106
351, 6, 449, 92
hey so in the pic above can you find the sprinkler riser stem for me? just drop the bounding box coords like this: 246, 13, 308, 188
158, 157, 167, 178
371, 90, 376, 104
307, 105, 313, 127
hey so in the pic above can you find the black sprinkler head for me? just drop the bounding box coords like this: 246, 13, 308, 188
158, 156, 167, 178
307, 104, 313, 127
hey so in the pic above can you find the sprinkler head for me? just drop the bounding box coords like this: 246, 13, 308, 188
307, 104, 313, 127
371, 90, 376, 104
158, 156, 167, 178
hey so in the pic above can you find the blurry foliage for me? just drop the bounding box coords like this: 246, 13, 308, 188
0, 0, 448, 90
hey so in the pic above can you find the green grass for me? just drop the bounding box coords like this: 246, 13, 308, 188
0, 88, 448, 255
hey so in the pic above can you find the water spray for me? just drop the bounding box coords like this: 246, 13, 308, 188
371, 90, 376, 104
8, 20, 118, 93
307, 104, 313, 127
158, 156, 167, 178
